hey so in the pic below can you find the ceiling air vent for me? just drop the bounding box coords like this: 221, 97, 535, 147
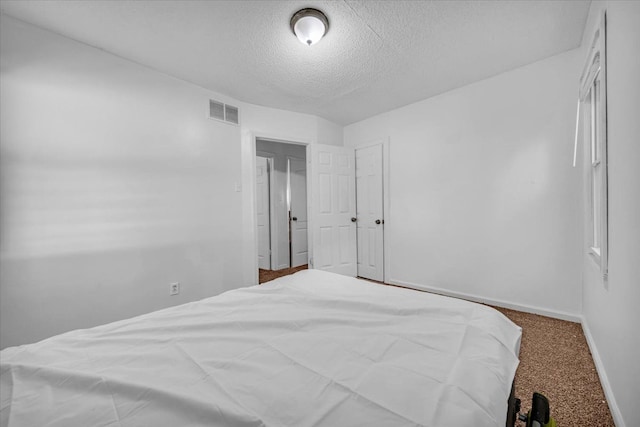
209, 99, 239, 125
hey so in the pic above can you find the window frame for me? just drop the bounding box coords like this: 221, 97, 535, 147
579, 11, 608, 281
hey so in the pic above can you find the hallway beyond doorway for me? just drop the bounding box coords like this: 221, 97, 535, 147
259, 265, 308, 284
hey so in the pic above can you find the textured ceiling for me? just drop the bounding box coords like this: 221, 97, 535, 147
0, 0, 591, 125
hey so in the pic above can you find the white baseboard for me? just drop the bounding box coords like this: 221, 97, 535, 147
387, 278, 582, 322
581, 317, 625, 427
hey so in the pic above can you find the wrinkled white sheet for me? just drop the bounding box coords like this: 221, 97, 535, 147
1, 270, 521, 427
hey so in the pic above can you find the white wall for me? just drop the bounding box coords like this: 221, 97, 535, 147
345, 49, 584, 319
579, 3, 640, 426
256, 139, 306, 270
241, 103, 344, 147
0, 15, 344, 349
317, 116, 344, 148
0, 15, 246, 348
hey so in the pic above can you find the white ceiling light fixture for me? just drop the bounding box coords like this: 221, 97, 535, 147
290, 8, 329, 46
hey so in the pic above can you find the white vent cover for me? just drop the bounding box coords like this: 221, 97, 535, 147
209, 100, 225, 121
209, 99, 239, 125
225, 104, 239, 124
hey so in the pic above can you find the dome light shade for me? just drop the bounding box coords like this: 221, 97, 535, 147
290, 8, 329, 46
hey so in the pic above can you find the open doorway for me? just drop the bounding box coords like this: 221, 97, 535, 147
255, 139, 308, 282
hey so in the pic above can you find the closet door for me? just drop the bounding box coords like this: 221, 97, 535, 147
355, 144, 384, 281
289, 157, 308, 268
310, 145, 357, 276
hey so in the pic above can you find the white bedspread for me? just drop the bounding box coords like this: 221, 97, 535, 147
1, 270, 521, 427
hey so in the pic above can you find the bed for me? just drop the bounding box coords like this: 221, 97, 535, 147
0, 269, 521, 427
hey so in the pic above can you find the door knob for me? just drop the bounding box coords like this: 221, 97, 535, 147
375, 219, 381, 225
292, 217, 298, 221
351, 217, 357, 222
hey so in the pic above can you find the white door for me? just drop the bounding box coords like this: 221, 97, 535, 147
355, 144, 384, 281
289, 157, 308, 267
311, 144, 357, 276
256, 156, 271, 270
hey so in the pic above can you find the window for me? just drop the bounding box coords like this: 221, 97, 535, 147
579, 12, 608, 280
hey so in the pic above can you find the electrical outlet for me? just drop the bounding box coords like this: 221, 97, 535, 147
169, 282, 180, 296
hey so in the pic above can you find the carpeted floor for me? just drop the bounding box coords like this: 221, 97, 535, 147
258, 267, 615, 425
494, 306, 614, 426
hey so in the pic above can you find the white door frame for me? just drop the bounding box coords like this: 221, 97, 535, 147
249, 133, 311, 284
352, 138, 391, 283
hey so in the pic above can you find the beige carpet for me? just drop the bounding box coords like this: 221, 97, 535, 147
258, 268, 615, 425
494, 307, 614, 426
